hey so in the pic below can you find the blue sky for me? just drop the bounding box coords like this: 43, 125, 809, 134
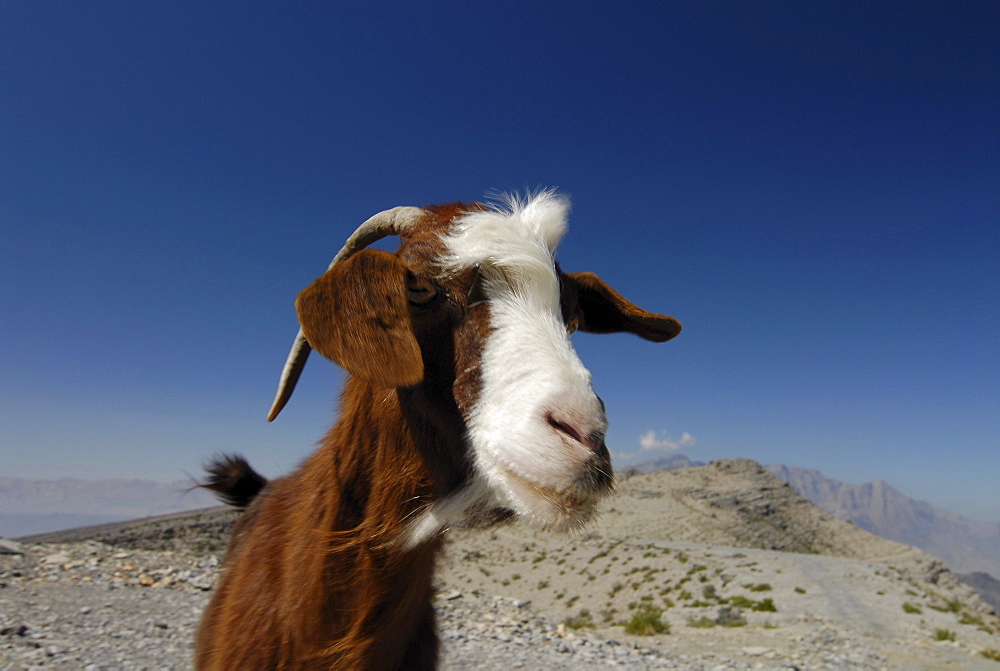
2, 2, 997, 521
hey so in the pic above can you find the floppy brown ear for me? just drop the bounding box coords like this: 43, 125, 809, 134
296, 249, 424, 387
566, 271, 682, 342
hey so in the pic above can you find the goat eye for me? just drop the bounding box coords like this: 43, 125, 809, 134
407, 274, 438, 306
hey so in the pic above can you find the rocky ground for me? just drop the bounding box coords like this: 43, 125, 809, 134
2, 459, 998, 669
439, 528, 999, 670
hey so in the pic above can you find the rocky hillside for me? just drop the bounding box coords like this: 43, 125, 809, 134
4, 458, 999, 669
16, 506, 241, 555
610, 459, 915, 559
766, 464, 1000, 578
437, 460, 999, 668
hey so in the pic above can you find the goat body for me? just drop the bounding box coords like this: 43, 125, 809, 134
195, 192, 681, 670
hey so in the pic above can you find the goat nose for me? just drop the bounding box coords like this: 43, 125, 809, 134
546, 411, 606, 454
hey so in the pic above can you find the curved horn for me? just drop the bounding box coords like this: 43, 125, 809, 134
266, 206, 428, 421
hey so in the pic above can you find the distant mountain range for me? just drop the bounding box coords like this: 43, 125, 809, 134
0, 476, 217, 537
764, 464, 1000, 580
5, 457, 999, 586
619, 453, 706, 474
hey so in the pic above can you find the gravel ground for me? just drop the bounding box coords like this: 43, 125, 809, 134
5, 538, 986, 670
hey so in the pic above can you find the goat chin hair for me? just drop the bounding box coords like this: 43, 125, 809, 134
200, 453, 268, 509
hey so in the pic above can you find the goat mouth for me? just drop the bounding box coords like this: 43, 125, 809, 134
503, 468, 612, 523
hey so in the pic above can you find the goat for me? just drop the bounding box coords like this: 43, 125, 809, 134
195, 191, 681, 670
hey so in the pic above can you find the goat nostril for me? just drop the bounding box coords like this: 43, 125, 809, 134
546, 413, 584, 445
546, 412, 609, 453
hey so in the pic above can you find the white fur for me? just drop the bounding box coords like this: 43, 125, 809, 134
441, 191, 608, 530
400, 480, 492, 549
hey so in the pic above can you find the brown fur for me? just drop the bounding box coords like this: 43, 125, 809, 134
196, 208, 478, 670
195, 202, 681, 670
199, 454, 268, 508
197, 375, 459, 670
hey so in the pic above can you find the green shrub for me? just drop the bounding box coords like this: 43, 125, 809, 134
752, 598, 777, 612
902, 603, 922, 614
726, 595, 777, 612
715, 606, 747, 627
564, 609, 594, 630
687, 616, 716, 628
929, 599, 963, 614
624, 606, 669, 635
934, 628, 956, 642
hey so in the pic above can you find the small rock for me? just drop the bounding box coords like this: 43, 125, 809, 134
1, 624, 29, 636
743, 646, 771, 656
41, 552, 71, 565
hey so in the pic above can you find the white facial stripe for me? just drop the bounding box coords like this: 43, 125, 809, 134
439, 191, 610, 530
472, 286, 600, 487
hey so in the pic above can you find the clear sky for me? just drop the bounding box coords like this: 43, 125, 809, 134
2, 2, 997, 521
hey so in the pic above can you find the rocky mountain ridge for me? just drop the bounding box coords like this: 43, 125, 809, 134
766, 464, 1000, 579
